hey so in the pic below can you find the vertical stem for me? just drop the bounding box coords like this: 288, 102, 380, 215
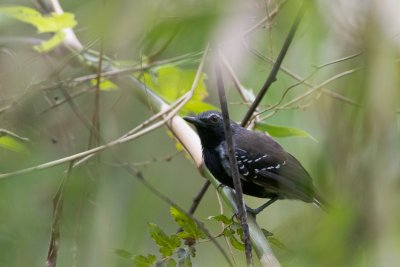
215, 58, 253, 267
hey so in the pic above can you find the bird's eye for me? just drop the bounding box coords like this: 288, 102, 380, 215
209, 114, 219, 123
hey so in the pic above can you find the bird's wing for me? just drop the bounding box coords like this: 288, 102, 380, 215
233, 129, 316, 202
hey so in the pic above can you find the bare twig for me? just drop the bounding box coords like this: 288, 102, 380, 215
0, 129, 30, 142
188, 181, 211, 215
216, 57, 253, 267
45, 161, 73, 267
216, 190, 237, 266
313, 52, 362, 69
259, 68, 359, 120
121, 162, 233, 267
0, 94, 188, 180
241, 1, 308, 126
248, 46, 362, 107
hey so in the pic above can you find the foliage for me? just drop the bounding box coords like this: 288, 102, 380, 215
0, 6, 77, 52
0, 132, 29, 154
140, 65, 218, 115
116, 208, 285, 266
255, 122, 317, 141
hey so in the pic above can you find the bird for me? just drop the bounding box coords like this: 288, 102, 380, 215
184, 110, 326, 215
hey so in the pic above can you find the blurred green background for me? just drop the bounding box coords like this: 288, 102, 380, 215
0, 0, 399, 266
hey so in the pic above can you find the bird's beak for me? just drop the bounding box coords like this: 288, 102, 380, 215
183, 116, 201, 126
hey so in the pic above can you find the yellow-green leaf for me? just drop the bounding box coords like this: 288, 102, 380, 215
34, 31, 65, 52
139, 65, 217, 115
133, 254, 156, 267
147, 223, 181, 257
0, 135, 28, 153
208, 215, 232, 225
90, 78, 118, 91
255, 122, 317, 142
114, 249, 134, 259
182, 100, 218, 115
0, 6, 77, 33
170, 206, 206, 240
223, 229, 244, 251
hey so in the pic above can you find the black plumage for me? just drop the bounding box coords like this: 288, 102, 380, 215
184, 110, 326, 214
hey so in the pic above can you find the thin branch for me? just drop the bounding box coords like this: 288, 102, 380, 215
0, 129, 30, 142
188, 181, 211, 215
248, 46, 362, 107
120, 163, 234, 267
45, 161, 73, 267
314, 52, 362, 69
241, 1, 308, 127
243, 0, 287, 37
216, 190, 238, 266
259, 68, 359, 120
220, 53, 255, 104
87, 21, 105, 149
216, 56, 253, 267
0, 94, 188, 180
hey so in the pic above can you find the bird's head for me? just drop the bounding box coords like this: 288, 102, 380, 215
184, 111, 229, 148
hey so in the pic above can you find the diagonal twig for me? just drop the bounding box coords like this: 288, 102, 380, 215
241, 1, 308, 127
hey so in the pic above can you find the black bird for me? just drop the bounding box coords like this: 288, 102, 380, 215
184, 111, 326, 214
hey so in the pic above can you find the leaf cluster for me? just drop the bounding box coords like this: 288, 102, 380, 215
116, 208, 286, 266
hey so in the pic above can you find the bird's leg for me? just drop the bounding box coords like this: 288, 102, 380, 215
246, 196, 278, 216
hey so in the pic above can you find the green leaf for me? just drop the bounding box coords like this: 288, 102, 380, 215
0, 6, 77, 33
261, 228, 273, 237
170, 207, 206, 240
261, 228, 287, 250
0, 135, 28, 153
208, 215, 232, 225
223, 229, 244, 251
114, 249, 134, 259
255, 122, 317, 142
267, 237, 288, 250
164, 258, 177, 267
139, 65, 218, 115
133, 254, 156, 267
90, 78, 119, 91
147, 223, 181, 257
181, 100, 218, 114
0, 6, 77, 52
33, 31, 65, 52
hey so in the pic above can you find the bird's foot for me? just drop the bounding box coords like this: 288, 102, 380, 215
246, 197, 279, 216
216, 183, 226, 193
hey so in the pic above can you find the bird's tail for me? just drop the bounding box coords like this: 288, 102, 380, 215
313, 194, 330, 212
